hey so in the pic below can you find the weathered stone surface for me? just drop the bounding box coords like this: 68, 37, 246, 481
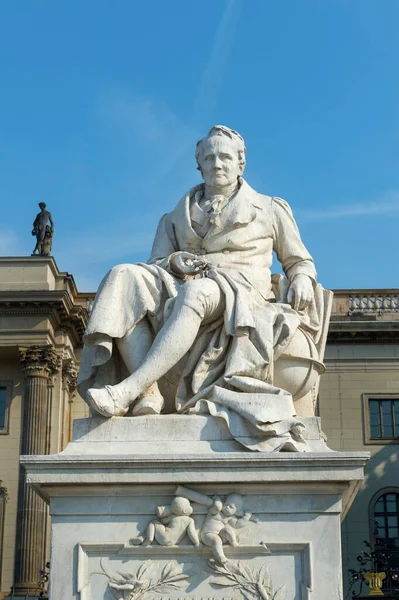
78, 125, 332, 453
22, 416, 368, 600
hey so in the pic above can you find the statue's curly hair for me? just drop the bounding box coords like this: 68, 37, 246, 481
195, 125, 246, 173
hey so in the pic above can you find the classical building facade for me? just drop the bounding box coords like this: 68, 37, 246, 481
319, 289, 399, 594
0, 257, 92, 598
0, 257, 398, 597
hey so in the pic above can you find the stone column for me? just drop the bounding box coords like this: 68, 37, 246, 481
14, 345, 60, 596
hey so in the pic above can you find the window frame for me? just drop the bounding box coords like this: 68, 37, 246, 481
0, 380, 12, 435
363, 393, 399, 445
369, 488, 399, 585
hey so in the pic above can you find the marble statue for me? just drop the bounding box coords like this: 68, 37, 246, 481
199, 492, 254, 564
130, 485, 257, 564
78, 125, 329, 451
131, 496, 200, 548
32, 202, 54, 255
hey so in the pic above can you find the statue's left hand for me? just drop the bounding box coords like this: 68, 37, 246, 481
287, 274, 314, 311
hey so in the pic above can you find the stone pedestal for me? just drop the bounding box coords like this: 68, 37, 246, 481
22, 416, 368, 600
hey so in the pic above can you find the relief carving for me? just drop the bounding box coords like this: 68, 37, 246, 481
131, 496, 200, 548
98, 557, 285, 600
99, 558, 193, 600
210, 560, 286, 600
132, 486, 258, 565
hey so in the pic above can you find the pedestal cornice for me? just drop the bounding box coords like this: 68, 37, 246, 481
21, 416, 369, 519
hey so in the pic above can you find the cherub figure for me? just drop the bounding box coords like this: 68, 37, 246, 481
200, 493, 254, 564
131, 496, 200, 547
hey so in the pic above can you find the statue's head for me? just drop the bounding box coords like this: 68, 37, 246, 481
38, 202, 46, 210
170, 496, 193, 516
222, 493, 244, 516
195, 125, 246, 188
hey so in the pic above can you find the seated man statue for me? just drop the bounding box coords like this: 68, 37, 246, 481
78, 125, 325, 452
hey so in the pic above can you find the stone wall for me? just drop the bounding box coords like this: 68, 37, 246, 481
0, 352, 23, 595
319, 340, 399, 590
0, 257, 90, 598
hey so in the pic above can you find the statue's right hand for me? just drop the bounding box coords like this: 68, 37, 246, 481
170, 252, 205, 276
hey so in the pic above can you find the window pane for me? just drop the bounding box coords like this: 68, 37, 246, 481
374, 516, 386, 537
388, 516, 398, 527
370, 411, 380, 426
388, 527, 398, 539
370, 400, 379, 414
370, 424, 381, 438
382, 401, 391, 415
382, 407, 393, 438
382, 424, 393, 438
375, 499, 384, 512
387, 497, 398, 513
369, 401, 382, 438
0, 387, 7, 429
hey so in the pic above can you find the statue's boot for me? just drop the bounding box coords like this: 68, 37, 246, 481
86, 386, 130, 417
86, 382, 164, 418
132, 384, 165, 416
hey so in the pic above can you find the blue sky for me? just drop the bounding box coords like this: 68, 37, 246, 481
0, 0, 398, 291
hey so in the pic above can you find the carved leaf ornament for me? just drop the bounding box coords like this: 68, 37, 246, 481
99, 556, 284, 600
209, 559, 286, 600
100, 558, 192, 600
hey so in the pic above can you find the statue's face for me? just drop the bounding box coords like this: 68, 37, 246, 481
198, 136, 242, 188
222, 501, 237, 516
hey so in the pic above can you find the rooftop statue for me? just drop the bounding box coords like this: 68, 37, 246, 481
78, 125, 330, 451
31, 202, 54, 256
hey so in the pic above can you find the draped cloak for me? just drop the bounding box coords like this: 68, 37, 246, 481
78, 179, 324, 451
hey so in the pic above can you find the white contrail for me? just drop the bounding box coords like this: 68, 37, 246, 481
193, 0, 242, 121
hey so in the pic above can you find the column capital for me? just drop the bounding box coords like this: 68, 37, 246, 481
19, 344, 61, 379
62, 359, 78, 395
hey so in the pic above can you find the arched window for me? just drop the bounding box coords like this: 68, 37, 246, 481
371, 489, 399, 552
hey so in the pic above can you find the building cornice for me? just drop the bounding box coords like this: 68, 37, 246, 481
0, 290, 89, 346
325, 358, 399, 372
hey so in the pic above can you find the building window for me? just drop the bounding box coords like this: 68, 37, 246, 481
363, 394, 399, 444
369, 398, 399, 440
373, 492, 399, 550
0, 384, 11, 434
